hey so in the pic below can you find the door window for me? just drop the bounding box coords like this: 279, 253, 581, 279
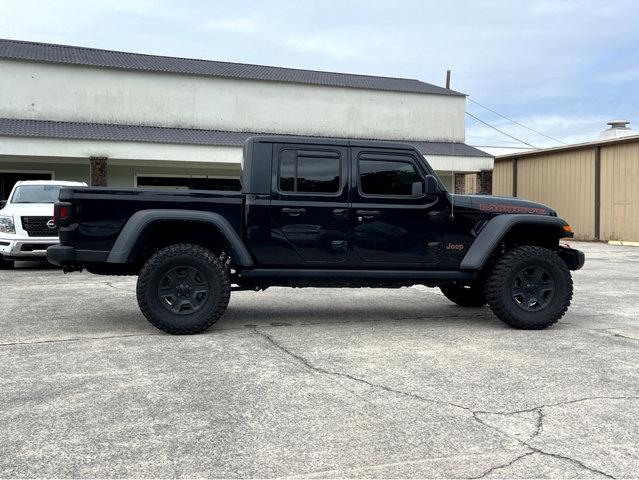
278, 150, 340, 194
359, 158, 423, 196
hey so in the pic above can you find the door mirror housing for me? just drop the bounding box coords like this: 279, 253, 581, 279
411, 181, 423, 197
424, 175, 439, 195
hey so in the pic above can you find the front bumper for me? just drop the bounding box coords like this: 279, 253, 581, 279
558, 247, 585, 271
0, 234, 59, 259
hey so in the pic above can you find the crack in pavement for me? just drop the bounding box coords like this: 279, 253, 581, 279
255, 327, 635, 479
254, 328, 469, 412
469, 450, 536, 479
0, 332, 161, 347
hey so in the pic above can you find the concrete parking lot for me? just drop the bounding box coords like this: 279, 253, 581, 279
0, 241, 638, 478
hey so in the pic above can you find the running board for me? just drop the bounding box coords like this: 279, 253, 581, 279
239, 269, 475, 281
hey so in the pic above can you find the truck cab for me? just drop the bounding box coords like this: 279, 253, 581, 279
242, 137, 444, 269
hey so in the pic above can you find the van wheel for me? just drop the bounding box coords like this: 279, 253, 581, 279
486, 246, 572, 330
0, 257, 14, 269
440, 284, 486, 307
136, 244, 231, 334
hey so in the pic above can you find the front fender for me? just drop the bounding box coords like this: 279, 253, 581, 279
460, 214, 571, 270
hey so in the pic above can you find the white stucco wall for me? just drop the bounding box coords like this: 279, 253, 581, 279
0, 136, 242, 164
426, 154, 493, 173
0, 60, 465, 143
0, 136, 491, 175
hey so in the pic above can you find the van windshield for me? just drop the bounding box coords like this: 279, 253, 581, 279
11, 185, 63, 204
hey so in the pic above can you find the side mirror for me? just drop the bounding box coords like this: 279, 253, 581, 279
0, 200, 6, 210
411, 181, 423, 196
424, 175, 439, 195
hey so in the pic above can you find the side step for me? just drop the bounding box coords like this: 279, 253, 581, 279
240, 269, 476, 280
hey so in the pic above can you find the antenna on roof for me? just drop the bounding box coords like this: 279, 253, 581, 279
445, 70, 451, 89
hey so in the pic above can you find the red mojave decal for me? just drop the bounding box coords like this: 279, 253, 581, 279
479, 203, 547, 215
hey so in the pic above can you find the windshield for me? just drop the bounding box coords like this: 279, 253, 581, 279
10, 185, 63, 204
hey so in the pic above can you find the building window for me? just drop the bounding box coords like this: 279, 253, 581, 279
0, 172, 53, 200
359, 159, 423, 196
278, 150, 341, 194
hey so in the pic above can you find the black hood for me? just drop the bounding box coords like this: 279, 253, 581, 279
451, 194, 555, 216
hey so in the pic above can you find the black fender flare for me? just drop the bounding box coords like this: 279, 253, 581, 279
460, 214, 570, 270
106, 209, 254, 267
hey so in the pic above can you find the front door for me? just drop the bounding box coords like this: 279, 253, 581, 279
269, 144, 349, 266
349, 148, 444, 268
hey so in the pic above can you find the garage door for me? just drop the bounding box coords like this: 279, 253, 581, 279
0, 172, 53, 200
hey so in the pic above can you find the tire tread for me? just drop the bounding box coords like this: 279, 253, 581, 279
486, 245, 572, 330
136, 243, 230, 334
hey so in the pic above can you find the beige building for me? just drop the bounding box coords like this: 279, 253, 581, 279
0, 38, 492, 199
493, 134, 639, 242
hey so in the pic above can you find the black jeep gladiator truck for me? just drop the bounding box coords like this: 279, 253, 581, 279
48, 136, 584, 334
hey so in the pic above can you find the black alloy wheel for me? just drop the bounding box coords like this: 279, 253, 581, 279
157, 266, 210, 315
510, 266, 556, 312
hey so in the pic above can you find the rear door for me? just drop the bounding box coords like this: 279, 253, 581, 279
349, 148, 444, 268
268, 144, 349, 266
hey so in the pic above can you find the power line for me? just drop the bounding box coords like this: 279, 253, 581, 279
466, 134, 531, 146
468, 98, 568, 145
471, 145, 534, 150
466, 111, 538, 149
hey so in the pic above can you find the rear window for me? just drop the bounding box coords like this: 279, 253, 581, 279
11, 185, 62, 204
279, 150, 341, 194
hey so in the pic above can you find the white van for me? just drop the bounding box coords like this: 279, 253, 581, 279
0, 180, 87, 268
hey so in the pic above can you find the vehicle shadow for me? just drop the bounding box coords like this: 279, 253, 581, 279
216, 302, 496, 331
12, 261, 59, 270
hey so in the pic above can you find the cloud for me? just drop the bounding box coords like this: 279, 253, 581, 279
283, 34, 362, 60
201, 18, 260, 34
1, 0, 638, 145
595, 67, 639, 84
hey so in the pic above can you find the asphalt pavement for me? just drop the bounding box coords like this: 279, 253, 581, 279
0, 241, 637, 478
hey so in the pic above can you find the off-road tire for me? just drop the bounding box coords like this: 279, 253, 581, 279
440, 284, 487, 307
136, 243, 230, 334
486, 246, 572, 330
0, 256, 14, 269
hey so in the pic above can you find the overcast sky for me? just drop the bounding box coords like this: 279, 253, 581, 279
2, 0, 638, 148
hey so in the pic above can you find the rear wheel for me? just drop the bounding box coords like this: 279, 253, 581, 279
136, 243, 231, 334
486, 246, 572, 330
440, 283, 486, 307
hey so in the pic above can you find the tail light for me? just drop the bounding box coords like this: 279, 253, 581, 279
54, 202, 72, 227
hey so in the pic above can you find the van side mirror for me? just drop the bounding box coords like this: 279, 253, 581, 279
0, 200, 6, 209
411, 182, 423, 196
424, 175, 439, 195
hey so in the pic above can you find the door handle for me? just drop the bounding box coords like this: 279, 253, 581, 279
356, 210, 380, 221
333, 208, 347, 219
282, 207, 307, 217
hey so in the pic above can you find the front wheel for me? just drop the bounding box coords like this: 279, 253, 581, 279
136, 244, 231, 334
486, 246, 572, 330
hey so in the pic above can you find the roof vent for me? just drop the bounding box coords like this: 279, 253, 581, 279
600, 119, 634, 140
